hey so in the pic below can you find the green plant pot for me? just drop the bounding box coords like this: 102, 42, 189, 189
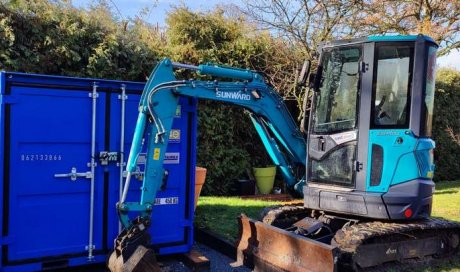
253, 166, 276, 194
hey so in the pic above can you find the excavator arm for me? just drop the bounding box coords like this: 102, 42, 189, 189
109, 58, 306, 271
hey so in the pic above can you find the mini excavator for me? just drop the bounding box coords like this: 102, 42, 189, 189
108, 35, 460, 272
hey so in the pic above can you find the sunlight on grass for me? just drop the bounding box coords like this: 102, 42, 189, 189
195, 196, 282, 242
432, 180, 460, 222
195, 181, 460, 271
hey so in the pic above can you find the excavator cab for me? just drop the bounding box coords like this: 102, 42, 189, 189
304, 35, 438, 220
239, 35, 458, 271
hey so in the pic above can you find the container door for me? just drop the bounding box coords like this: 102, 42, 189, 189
107, 94, 192, 250
3, 85, 105, 262
149, 98, 191, 246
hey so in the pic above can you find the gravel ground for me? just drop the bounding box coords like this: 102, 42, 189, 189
160, 243, 250, 272
59, 242, 250, 272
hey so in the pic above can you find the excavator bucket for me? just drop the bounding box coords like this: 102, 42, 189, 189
107, 223, 161, 272
236, 214, 338, 272
108, 245, 160, 272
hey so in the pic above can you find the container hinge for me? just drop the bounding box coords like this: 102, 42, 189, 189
98, 151, 119, 165
54, 167, 92, 181
0, 95, 19, 104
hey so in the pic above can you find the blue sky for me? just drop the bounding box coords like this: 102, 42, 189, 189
71, 0, 459, 69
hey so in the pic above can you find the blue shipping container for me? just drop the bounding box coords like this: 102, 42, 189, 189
0, 72, 197, 271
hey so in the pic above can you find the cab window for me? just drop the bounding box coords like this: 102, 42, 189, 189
372, 45, 414, 127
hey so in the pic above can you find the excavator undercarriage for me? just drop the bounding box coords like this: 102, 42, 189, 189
237, 205, 460, 271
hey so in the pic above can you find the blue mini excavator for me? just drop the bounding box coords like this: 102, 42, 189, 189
108, 35, 460, 272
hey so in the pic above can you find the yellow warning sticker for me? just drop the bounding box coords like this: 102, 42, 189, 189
426, 171, 433, 179
175, 105, 181, 118
153, 148, 161, 160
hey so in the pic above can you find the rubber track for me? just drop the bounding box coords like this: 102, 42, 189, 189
261, 206, 460, 270
259, 204, 308, 227
333, 217, 460, 253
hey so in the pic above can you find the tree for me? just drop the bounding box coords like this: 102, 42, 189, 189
240, 0, 362, 59
0, 0, 162, 80
165, 7, 279, 195
355, 0, 460, 56
241, 0, 460, 57
446, 127, 460, 146
238, 0, 366, 119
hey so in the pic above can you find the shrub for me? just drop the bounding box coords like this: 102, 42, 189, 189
433, 68, 460, 181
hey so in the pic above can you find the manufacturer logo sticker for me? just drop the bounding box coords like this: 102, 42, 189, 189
216, 91, 251, 101
169, 129, 181, 143
386, 248, 397, 255
164, 152, 180, 164
330, 131, 357, 145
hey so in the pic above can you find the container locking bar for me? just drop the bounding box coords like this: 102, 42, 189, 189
87, 82, 98, 260
54, 167, 92, 181
118, 84, 127, 233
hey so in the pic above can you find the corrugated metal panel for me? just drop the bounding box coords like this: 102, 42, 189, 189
0, 72, 196, 271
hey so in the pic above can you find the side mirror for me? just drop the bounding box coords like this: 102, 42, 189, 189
311, 65, 323, 92
297, 60, 311, 86
300, 89, 310, 134
308, 73, 316, 87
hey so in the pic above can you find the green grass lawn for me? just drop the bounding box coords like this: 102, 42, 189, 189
432, 180, 460, 222
195, 196, 283, 242
195, 180, 460, 271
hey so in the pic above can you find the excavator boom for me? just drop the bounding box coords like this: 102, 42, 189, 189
120, 59, 307, 228
109, 58, 308, 271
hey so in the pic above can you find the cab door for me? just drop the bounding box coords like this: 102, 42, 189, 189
308, 45, 363, 188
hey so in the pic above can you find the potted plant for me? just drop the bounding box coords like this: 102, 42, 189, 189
253, 165, 277, 194
194, 166, 207, 210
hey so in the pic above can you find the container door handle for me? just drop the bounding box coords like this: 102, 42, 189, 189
54, 167, 93, 181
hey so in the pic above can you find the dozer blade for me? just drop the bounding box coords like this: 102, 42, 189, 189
237, 214, 338, 272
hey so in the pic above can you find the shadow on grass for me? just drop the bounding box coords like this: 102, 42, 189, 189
434, 189, 459, 195
435, 180, 460, 190
195, 204, 269, 243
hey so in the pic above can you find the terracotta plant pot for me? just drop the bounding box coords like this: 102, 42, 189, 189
253, 166, 276, 194
194, 166, 207, 210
